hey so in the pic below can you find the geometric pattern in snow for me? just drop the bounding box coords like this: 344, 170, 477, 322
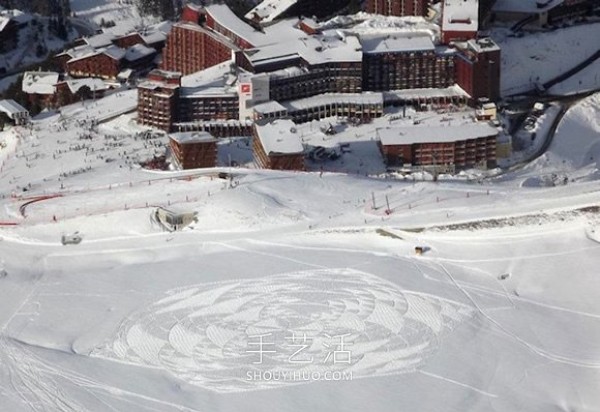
92, 269, 473, 392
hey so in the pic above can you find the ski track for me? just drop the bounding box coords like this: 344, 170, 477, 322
437, 263, 600, 368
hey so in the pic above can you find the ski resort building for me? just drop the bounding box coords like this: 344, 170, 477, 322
138, 2, 501, 142
361, 35, 456, 92
172, 119, 253, 137
441, 0, 480, 44
364, 0, 430, 16
138, 68, 239, 132
56, 25, 168, 81
378, 123, 499, 170
454, 38, 501, 102
254, 93, 385, 123
161, 21, 236, 75
0, 99, 29, 125
169, 131, 218, 169
66, 47, 125, 79
253, 119, 305, 170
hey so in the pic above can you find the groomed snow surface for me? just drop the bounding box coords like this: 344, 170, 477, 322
1, 84, 600, 412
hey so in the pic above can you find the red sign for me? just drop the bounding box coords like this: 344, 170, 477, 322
241, 84, 251, 94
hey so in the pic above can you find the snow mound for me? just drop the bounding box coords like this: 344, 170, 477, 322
526, 93, 600, 178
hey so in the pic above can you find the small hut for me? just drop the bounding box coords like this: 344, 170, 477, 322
155, 207, 197, 231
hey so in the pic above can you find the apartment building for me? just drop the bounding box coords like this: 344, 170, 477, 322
365, 0, 430, 17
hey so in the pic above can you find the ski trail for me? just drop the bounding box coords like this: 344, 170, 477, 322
437, 263, 600, 368
419, 370, 498, 398
0, 336, 204, 412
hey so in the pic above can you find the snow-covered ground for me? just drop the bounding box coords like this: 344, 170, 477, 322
493, 23, 600, 96
323, 12, 440, 42
0, 15, 77, 73
517, 92, 600, 184
549, 58, 600, 96
1, 85, 600, 410
70, 0, 160, 36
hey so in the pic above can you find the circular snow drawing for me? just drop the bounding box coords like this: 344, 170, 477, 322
93, 269, 473, 392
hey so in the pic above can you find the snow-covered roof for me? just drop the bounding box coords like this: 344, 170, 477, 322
205, 4, 266, 46
0, 9, 31, 27
253, 100, 287, 114
181, 62, 234, 88
169, 131, 217, 144
378, 123, 499, 146
65, 78, 108, 94
361, 34, 435, 54
303, 33, 363, 65
179, 62, 237, 97
181, 86, 237, 98
66, 44, 126, 64
0, 15, 10, 32
383, 84, 470, 101
255, 119, 304, 154
102, 45, 126, 61
84, 33, 115, 48
141, 30, 167, 45
245, 0, 299, 23
22, 71, 59, 95
117, 68, 134, 80
153, 20, 173, 35
267, 65, 308, 80
464, 37, 500, 53
138, 80, 176, 91
284, 92, 384, 112
0, 99, 27, 117
442, 0, 479, 33
124, 44, 156, 62
245, 30, 363, 69
58, 44, 97, 60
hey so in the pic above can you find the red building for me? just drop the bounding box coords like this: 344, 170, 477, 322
67, 47, 125, 79
361, 35, 455, 92
441, 0, 479, 44
113, 32, 145, 49
378, 123, 498, 170
202, 4, 257, 49
22, 71, 108, 109
253, 119, 305, 171
169, 131, 218, 169
454, 38, 500, 102
161, 22, 236, 75
365, 0, 430, 16
138, 69, 239, 131
181, 3, 203, 24
161, 3, 263, 76
138, 70, 182, 131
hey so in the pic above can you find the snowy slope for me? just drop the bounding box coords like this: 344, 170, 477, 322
494, 23, 600, 96
519, 92, 600, 183
70, 0, 158, 35
549, 58, 600, 96
1, 91, 600, 411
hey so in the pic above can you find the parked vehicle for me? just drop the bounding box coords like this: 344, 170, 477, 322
61, 232, 82, 245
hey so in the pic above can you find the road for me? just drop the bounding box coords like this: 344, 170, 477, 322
496, 93, 587, 177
